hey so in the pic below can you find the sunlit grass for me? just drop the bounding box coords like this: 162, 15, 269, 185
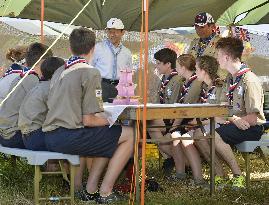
1, 152, 269, 205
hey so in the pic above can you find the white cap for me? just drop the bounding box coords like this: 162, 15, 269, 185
106, 18, 124, 30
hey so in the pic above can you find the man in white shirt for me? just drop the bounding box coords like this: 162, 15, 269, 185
92, 18, 132, 102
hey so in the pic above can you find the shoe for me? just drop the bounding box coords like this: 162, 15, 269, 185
166, 172, 187, 181
162, 158, 175, 176
214, 176, 227, 190
96, 191, 125, 204
232, 175, 245, 189
185, 166, 193, 176
75, 189, 99, 201
194, 178, 210, 189
146, 177, 163, 192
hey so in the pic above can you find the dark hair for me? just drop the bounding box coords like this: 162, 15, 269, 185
216, 37, 244, 61
6, 46, 27, 62
177, 54, 196, 71
40, 57, 65, 80
69, 27, 96, 56
25, 43, 53, 67
154, 48, 177, 69
196, 55, 219, 81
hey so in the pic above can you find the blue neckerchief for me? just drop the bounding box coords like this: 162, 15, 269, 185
105, 39, 123, 80
197, 32, 216, 57
65, 56, 88, 69
179, 73, 197, 103
3, 64, 38, 78
3, 63, 24, 77
227, 64, 250, 104
200, 82, 217, 103
159, 69, 178, 104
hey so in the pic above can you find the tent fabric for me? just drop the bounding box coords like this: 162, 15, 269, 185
0, 0, 238, 31
217, 0, 269, 25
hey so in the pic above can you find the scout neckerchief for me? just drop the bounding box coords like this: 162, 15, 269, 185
3, 64, 38, 78
105, 39, 123, 80
199, 79, 219, 103
65, 56, 88, 69
226, 64, 250, 104
196, 32, 216, 57
178, 73, 197, 103
196, 80, 219, 132
159, 69, 178, 104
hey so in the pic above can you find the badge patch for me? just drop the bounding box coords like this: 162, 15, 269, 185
96, 89, 102, 97
167, 88, 172, 96
209, 93, 216, 100
237, 86, 244, 96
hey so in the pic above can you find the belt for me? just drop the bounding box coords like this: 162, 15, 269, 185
102, 78, 119, 85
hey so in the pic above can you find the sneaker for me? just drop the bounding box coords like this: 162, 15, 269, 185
166, 172, 187, 181
232, 175, 245, 189
194, 178, 210, 189
75, 189, 99, 201
162, 158, 175, 176
214, 176, 227, 190
185, 166, 193, 176
96, 191, 125, 204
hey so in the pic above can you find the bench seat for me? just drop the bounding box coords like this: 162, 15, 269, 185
0, 144, 79, 205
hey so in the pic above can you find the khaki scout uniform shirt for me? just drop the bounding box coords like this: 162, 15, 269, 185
188, 35, 227, 79
18, 81, 50, 134
42, 63, 104, 132
154, 75, 183, 104
188, 35, 220, 58
0, 75, 39, 139
225, 72, 266, 125
181, 78, 202, 104
188, 35, 220, 59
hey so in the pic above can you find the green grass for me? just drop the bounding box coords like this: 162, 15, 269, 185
1, 152, 269, 205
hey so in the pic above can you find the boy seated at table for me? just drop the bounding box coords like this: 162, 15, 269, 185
214, 37, 266, 189
18, 56, 64, 151
147, 48, 185, 178
0, 43, 53, 148
42, 27, 134, 203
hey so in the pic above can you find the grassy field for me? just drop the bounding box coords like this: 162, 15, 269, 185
1, 152, 269, 205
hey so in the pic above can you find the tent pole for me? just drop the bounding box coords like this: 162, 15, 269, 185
40, 0, 45, 43
141, 0, 149, 204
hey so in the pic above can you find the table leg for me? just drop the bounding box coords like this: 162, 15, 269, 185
210, 117, 215, 195
34, 165, 41, 205
70, 164, 75, 205
133, 122, 140, 202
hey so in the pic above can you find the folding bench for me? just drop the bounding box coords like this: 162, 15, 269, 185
236, 128, 269, 189
0, 145, 80, 205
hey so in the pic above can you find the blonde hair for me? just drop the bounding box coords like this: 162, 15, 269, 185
177, 54, 196, 71
6, 46, 27, 63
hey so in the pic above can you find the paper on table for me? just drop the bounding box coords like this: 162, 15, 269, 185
103, 104, 128, 127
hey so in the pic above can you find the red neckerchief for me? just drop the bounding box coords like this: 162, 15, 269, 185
65, 56, 88, 69
178, 73, 197, 103
159, 69, 178, 104
226, 64, 250, 104
199, 79, 219, 103
3, 64, 38, 78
